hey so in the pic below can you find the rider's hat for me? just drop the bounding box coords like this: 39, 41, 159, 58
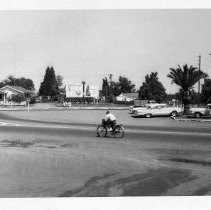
106, 110, 110, 114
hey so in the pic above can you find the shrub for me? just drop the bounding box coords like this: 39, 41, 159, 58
12, 94, 26, 103
113, 101, 134, 106
30, 96, 36, 104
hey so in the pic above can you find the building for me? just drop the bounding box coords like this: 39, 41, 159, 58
116, 93, 139, 102
0, 85, 34, 105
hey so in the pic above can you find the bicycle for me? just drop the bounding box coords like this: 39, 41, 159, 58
96, 124, 125, 138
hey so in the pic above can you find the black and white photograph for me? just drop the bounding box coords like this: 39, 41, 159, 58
0, 0, 210, 209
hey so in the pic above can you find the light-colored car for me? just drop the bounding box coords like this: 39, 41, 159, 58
129, 103, 159, 114
131, 103, 182, 118
63, 101, 72, 107
129, 105, 145, 114
189, 104, 211, 118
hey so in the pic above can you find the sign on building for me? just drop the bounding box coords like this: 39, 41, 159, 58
66, 84, 99, 98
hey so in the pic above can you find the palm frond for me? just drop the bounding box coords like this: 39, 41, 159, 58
168, 64, 206, 92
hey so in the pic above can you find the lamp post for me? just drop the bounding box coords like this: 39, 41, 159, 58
82, 81, 86, 106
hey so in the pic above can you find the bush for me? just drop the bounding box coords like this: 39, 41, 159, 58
113, 101, 134, 106
41, 96, 51, 103
11, 94, 26, 103
106, 95, 114, 103
29, 96, 36, 104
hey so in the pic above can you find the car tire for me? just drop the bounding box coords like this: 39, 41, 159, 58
195, 112, 202, 118
145, 113, 152, 118
170, 111, 177, 117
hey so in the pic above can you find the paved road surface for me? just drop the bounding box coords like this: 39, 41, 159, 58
0, 110, 210, 197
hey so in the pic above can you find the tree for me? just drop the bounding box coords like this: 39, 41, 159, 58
56, 75, 65, 94
110, 81, 121, 97
39, 66, 58, 100
102, 77, 112, 102
118, 76, 136, 94
2, 75, 15, 86
167, 64, 207, 114
201, 78, 211, 104
102, 76, 136, 102
19, 77, 35, 90
56, 75, 63, 88
109, 76, 136, 97
138, 72, 166, 103
0, 75, 35, 90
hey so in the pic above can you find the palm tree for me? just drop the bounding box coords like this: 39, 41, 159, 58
168, 64, 207, 115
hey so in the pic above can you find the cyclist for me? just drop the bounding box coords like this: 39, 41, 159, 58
102, 110, 117, 131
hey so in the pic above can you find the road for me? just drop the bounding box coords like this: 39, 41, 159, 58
0, 110, 210, 197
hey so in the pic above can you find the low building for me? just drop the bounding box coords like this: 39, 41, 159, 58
116, 93, 139, 102
0, 85, 34, 105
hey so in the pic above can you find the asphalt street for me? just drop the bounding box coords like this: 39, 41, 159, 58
0, 110, 210, 197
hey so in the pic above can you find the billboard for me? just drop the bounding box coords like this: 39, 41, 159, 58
66, 84, 99, 98
66, 84, 83, 98
85, 84, 99, 98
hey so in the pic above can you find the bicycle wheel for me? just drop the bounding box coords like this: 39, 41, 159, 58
114, 126, 125, 138
96, 125, 107, 137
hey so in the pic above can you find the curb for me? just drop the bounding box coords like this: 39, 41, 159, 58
0, 107, 129, 111
68, 107, 128, 110
0, 108, 18, 111
170, 116, 211, 122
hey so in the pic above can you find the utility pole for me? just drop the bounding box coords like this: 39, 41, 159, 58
13, 44, 16, 86
82, 80, 86, 106
197, 55, 201, 107
209, 53, 211, 84
197, 55, 201, 94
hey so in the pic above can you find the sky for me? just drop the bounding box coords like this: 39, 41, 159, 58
0, 10, 211, 93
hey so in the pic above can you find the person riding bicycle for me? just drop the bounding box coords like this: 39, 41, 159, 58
102, 110, 117, 131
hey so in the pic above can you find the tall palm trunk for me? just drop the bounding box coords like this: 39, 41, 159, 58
183, 91, 190, 115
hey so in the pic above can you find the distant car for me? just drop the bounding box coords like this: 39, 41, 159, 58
189, 104, 211, 118
131, 103, 182, 118
63, 101, 72, 107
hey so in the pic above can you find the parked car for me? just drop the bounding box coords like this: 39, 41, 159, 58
189, 104, 211, 118
131, 103, 182, 118
63, 101, 72, 107
129, 105, 145, 114
129, 103, 160, 114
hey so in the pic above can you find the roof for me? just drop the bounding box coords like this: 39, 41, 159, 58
120, 93, 139, 99
0, 85, 34, 94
